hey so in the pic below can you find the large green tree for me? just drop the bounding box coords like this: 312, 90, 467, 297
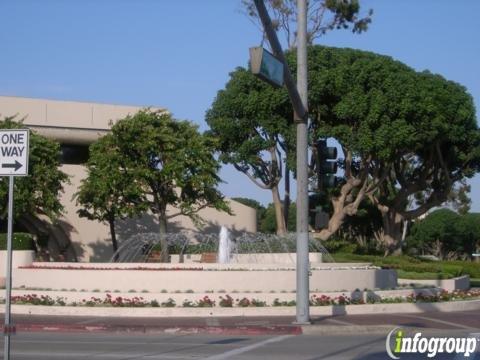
364, 70, 480, 254
208, 1, 372, 235
455, 212, 480, 259
304, 46, 480, 254
0, 116, 69, 224
75, 134, 145, 259
407, 209, 480, 260
206, 68, 292, 235
80, 110, 230, 262
209, 45, 480, 255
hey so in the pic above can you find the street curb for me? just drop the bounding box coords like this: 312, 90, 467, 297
301, 325, 396, 336
300, 325, 480, 336
14, 324, 302, 336
12, 323, 477, 337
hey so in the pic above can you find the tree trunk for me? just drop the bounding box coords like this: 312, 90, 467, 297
382, 210, 404, 256
108, 216, 119, 262
272, 185, 287, 235
316, 199, 347, 241
284, 167, 290, 231
158, 207, 170, 263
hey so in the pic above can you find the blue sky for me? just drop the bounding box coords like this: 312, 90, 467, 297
1, 0, 479, 211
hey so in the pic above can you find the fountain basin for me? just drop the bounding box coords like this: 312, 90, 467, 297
12, 262, 397, 293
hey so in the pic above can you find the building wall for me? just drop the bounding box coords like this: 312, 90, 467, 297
0, 95, 166, 144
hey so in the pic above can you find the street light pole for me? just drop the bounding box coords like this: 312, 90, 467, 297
252, 0, 310, 324
295, 0, 310, 324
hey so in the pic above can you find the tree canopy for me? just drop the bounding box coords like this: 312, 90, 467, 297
206, 67, 293, 234
242, 0, 372, 48
78, 110, 230, 261
407, 209, 480, 260
208, 45, 480, 254
0, 116, 68, 224
75, 134, 145, 257
235, 0, 373, 233
305, 46, 480, 253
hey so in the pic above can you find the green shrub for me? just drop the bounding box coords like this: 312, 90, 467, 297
444, 261, 480, 279
332, 252, 480, 278
322, 240, 355, 253
396, 270, 454, 280
0, 233, 35, 251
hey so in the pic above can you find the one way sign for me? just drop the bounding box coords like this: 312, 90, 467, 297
0, 129, 29, 176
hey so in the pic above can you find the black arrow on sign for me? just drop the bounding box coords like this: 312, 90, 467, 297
2, 160, 22, 171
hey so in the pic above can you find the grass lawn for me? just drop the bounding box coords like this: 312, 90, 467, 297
330, 252, 480, 280
396, 270, 455, 280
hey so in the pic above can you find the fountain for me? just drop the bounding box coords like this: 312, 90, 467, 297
109, 229, 334, 264
11, 228, 397, 295
217, 226, 232, 264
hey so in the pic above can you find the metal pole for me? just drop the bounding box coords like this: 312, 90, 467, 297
253, 0, 307, 121
295, 0, 310, 324
252, 0, 310, 324
4, 176, 14, 360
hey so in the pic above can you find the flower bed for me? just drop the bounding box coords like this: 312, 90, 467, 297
18, 264, 378, 271
2, 289, 479, 308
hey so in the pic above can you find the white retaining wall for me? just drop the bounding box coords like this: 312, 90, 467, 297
169, 252, 323, 264
11, 264, 397, 293
0, 251, 35, 282
398, 276, 470, 291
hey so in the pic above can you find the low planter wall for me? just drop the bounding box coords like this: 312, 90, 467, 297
0, 250, 35, 278
12, 264, 397, 293
398, 276, 470, 291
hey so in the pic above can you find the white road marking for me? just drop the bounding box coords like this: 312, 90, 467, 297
397, 314, 476, 330
326, 318, 354, 326
202, 335, 293, 360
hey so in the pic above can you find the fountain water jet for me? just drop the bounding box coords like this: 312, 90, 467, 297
217, 226, 232, 264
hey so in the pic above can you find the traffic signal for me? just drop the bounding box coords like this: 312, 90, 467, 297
308, 194, 330, 231
315, 139, 338, 191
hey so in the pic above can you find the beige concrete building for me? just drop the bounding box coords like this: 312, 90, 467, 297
0, 95, 256, 262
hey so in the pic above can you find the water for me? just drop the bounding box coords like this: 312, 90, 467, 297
217, 226, 231, 264
110, 229, 335, 263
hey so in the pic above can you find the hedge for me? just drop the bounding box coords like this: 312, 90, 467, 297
332, 252, 480, 279
0, 233, 35, 251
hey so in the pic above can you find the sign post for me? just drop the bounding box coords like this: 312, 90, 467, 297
1, 129, 29, 360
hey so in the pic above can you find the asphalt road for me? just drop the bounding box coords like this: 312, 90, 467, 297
2, 310, 480, 359
3, 331, 480, 360
5, 310, 480, 334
